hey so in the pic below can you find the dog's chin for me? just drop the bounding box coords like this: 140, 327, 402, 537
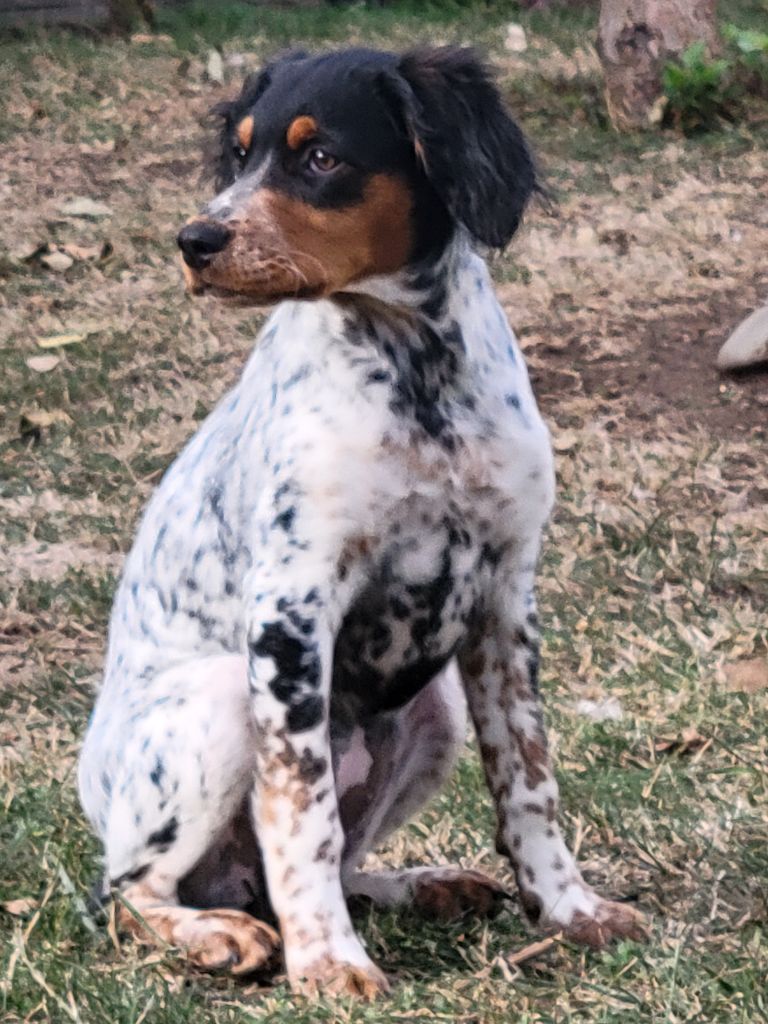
184, 273, 326, 306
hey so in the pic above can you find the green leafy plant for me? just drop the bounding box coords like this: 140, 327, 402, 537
663, 27, 768, 134
662, 41, 733, 133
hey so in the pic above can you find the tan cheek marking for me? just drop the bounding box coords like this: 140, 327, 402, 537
236, 115, 254, 151
286, 115, 318, 151
196, 174, 413, 297
262, 173, 413, 291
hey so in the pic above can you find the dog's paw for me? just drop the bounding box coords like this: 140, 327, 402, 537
187, 909, 281, 974
121, 902, 280, 975
291, 956, 390, 1000
561, 899, 649, 949
413, 868, 510, 921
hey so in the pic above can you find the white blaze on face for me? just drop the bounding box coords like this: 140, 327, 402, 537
203, 157, 273, 220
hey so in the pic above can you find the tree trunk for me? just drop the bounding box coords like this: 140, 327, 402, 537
598, 0, 720, 130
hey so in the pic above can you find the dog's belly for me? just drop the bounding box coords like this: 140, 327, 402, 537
331, 522, 483, 721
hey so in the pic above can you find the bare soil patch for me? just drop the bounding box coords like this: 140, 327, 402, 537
531, 281, 768, 441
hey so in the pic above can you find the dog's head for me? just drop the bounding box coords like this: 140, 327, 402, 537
178, 46, 537, 303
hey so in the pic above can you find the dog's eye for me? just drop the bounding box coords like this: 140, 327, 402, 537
233, 144, 248, 163
307, 148, 339, 174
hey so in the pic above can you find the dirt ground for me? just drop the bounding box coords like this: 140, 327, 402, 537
532, 280, 768, 439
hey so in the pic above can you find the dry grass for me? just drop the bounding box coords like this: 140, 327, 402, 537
1, 5, 767, 1022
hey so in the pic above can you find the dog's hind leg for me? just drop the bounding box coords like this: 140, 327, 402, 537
340, 665, 507, 919
345, 866, 508, 920
79, 654, 279, 974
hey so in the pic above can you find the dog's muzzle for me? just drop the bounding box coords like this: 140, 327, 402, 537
177, 220, 232, 271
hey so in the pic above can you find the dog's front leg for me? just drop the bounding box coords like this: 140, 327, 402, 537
247, 570, 389, 999
458, 555, 648, 948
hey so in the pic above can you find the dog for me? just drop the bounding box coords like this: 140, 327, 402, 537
78, 46, 647, 999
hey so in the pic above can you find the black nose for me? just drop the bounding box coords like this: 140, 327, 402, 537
177, 221, 232, 270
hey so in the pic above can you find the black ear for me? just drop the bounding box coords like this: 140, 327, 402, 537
392, 47, 537, 248
206, 51, 309, 191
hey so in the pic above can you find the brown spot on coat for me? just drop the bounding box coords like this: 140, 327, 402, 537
236, 115, 254, 151
513, 728, 549, 789
286, 115, 318, 150
314, 839, 332, 862
462, 649, 486, 680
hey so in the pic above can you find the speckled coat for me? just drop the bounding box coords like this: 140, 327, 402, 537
78, 45, 647, 999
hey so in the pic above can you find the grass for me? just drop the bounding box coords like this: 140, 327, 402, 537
1, 2, 767, 1022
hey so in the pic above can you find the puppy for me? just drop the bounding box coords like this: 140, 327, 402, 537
79, 47, 646, 999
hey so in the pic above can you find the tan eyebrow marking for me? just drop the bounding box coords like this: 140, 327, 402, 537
286, 115, 318, 151
236, 116, 254, 151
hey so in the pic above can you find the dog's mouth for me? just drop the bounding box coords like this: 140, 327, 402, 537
180, 254, 326, 305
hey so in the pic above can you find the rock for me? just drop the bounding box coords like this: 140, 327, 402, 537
26, 355, 61, 373
504, 24, 528, 54
41, 250, 74, 272
717, 306, 768, 370
206, 49, 225, 84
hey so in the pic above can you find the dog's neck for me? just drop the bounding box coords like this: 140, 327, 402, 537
340, 230, 471, 325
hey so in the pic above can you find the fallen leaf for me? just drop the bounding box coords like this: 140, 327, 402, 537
19, 409, 72, 433
648, 94, 668, 126
10, 241, 46, 261
506, 934, 561, 966
610, 174, 635, 193
59, 197, 113, 219
2, 898, 36, 916
724, 658, 768, 693
25, 355, 60, 373
40, 250, 74, 272
130, 32, 174, 44
62, 243, 102, 261
36, 332, 87, 349
78, 139, 116, 155
553, 429, 580, 453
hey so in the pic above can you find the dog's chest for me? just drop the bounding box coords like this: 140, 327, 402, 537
330, 487, 498, 718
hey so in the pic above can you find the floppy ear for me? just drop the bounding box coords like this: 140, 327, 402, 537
392, 47, 537, 248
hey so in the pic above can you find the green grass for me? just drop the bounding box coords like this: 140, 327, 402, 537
1, 2, 767, 1022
